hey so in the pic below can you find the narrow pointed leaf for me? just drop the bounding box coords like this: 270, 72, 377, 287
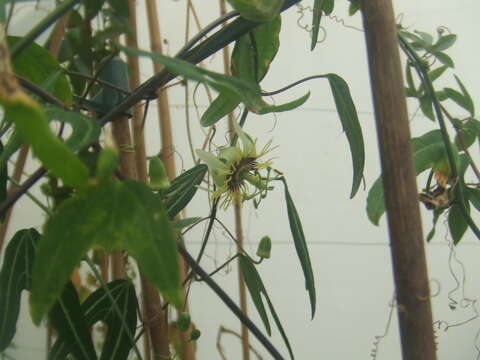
49, 282, 97, 360
453, 75, 474, 116
467, 187, 480, 212
200, 93, 240, 127
115, 44, 308, 116
31, 181, 182, 324
164, 164, 208, 219
0, 229, 39, 351
50, 280, 138, 360
326, 74, 364, 198
84, 280, 138, 360
448, 202, 469, 245
434, 52, 454, 68
282, 178, 315, 318
444, 86, 474, 116
310, 0, 324, 51
239, 255, 294, 360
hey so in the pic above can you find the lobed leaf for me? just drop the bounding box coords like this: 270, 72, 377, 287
30, 181, 182, 324
0, 229, 39, 350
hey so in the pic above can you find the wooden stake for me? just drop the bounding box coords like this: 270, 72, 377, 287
360, 1, 436, 359
144, 1, 197, 358
218, 1, 250, 359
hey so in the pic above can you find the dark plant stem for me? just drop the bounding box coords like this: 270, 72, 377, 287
10, 0, 80, 58
0, 167, 47, 216
17, 76, 66, 108
177, 244, 285, 360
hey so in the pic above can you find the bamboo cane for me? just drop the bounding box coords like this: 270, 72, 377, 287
360, 1, 436, 359
218, 1, 250, 360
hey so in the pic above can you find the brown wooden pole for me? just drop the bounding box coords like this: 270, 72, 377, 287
360, 1, 436, 360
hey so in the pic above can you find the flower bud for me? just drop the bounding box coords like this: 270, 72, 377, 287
190, 328, 201, 341
256, 236, 272, 259
149, 157, 171, 191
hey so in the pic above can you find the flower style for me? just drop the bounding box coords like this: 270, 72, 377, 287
196, 124, 275, 209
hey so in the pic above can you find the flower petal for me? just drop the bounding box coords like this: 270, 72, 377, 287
235, 122, 256, 155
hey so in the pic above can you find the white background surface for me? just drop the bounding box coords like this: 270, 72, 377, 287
4, 0, 480, 359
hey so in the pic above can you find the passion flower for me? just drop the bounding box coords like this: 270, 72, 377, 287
196, 124, 275, 209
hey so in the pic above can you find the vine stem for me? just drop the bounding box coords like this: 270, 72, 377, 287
177, 243, 285, 360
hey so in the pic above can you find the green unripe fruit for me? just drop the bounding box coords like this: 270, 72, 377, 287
149, 157, 171, 191
256, 236, 272, 259
176, 312, 191, 331
190, 328, 201, 341
96, 147, 119, 185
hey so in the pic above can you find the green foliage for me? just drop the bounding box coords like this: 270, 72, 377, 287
164, 164, 208, 219
227, 0, 283, 22
311, 0, 334, 50
282, 178, 316, 318
8, 37, 73, 104
115, 44, 310, 117
30, 181, 182, 325
239, 255, 294, 360
0, 229, 39, 351
202, 16, 281, 126
326, 74, 365, 198
0, 93, 89, 190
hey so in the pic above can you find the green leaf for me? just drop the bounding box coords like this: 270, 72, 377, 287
419, 94, 435, 121
8, 36, 73, 104
0, 142, 7, 221
49, 282, 97, 360
426, 208, 445, 242
428, 66, 448, 83
434, 52, 454, 68
366, 177, 384, 226
171, 217, 203, 230
282, 178, 315, 318
454, 118, 479, 149
431, 34, 457, 52
0, 229, 39, 351
164, 164, 208, 219
326, 74, 365, 198
51, 280, 138, 360
414, 30, 434, 46
239, 255, 294, 360
227, 0, 283, 22
367, 131, 448, 225
200, 94, 240, 127
83, 0, 106, 20
0, 130, 22, 172
115, 44, 309, 116
232, 16, 281, 83
448, 202, 469, 245
453, 75, 475, 116
444, 87, 473, 116
467, 187, 480, 212
84, 280, 137, 360
30, 181, 182, 324
0, 94, 89, 189
44, 106, 101, 152
348, 0, 360, 16
311, 0, 324, 51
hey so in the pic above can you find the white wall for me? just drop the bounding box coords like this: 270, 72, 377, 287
4, 0, 480, 359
